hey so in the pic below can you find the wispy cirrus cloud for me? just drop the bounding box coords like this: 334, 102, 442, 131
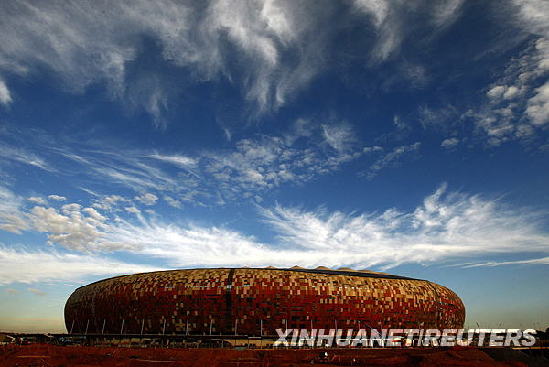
321, 122, 356, 152
163, 195, 182, 209
0, 246, 163, 285
2, 184, 547, 273
0, 78, 11, 105
27, 197, 47, 205
260, 184, 549, 268
202, 135, 360, 199
0, 143, 53, 172
134, 193, 158, 206
511, 0, 549, 37
418, 37, 549, 148
199, 121, 385, 201
363, 142, 420, 179
468, 37, 549, 146
1, 120, 386, 205
0, 0, 469, 121
441, 137, 460, 149
462, 256, 549, 268
148, 153, 198, 169
56, 148, 185, 195
0, 0, 330, 119
351, 0, 465, 62
0, 185, 29, 233
412, 1, 549, 149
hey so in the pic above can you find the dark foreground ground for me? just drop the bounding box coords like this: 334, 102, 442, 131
1, 344, 548, 367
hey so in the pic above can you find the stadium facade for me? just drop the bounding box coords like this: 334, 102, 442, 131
64, 267, 465, 335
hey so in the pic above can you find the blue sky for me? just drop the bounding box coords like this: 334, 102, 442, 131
0, 0, 548, 332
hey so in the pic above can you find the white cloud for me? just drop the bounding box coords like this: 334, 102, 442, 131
47, 195, 66, 201
204, 136, 299, 192
362, 146, 383, 153
441, 137, 459, 148
486, 85, 522, 102
0, 186, 29, 233
418, 105, 459, 130
125, 206, 141, 214
391, 115, 412, 137
52, 147, 182, 196
82, 207, 106, 222
202, 130, 374, 200
0, 79, 11, 105
470, 37, 549, 145
463, 256, 549, 268
98, 220, 275, 267
511, 0, 549, 38
352, 0, 389, 28
526, 81, 549, 125
487, 85, 509, 100
134, 193, 158, 206
321, 123, 356, 152
0, 144, 53, 171
0, 1, 470, 119
0, 246, 163, 285
351, 0, 464, 62
364, 142, 420, 179
0, 0, 330, 116
259, 184, 549, 268
42, 142, 206, 204
149, 154, 197, 168
29, 204, 108, 252
27, 197, 47, 205
91, 195, 127, 210
419, 29, 548, 148
10, 122, 382, 206
164, 196, 182, 209
3, 184, 547, 270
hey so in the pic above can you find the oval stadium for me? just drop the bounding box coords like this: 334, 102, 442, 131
64, 267, 465, 335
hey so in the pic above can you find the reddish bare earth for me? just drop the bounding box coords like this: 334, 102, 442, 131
0, 344, 537, 367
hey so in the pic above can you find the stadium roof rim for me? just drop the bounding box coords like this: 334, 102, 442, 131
81, 267, 422, 288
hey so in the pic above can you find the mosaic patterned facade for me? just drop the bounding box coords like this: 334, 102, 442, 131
64, 268, 465, 335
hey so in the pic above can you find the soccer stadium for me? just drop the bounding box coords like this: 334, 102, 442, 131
64, 267, 465, 336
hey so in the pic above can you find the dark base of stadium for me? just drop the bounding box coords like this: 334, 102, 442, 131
2, 344, 549, 367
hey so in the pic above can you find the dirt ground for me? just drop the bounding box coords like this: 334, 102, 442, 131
0, 344, 543, 367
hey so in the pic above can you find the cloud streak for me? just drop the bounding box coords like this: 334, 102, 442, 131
0, 143, 53, 172
462, 256, 549, 268
3, 121, 384, 205
351, 0, 465, 62
260, 184, 549, 268
0, 185, 29, 233
0, 0, 470, 121
2, 184, 547, 271
363, 142, 420, 179
0, 246, 163, 285
0, 79, 11, 105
